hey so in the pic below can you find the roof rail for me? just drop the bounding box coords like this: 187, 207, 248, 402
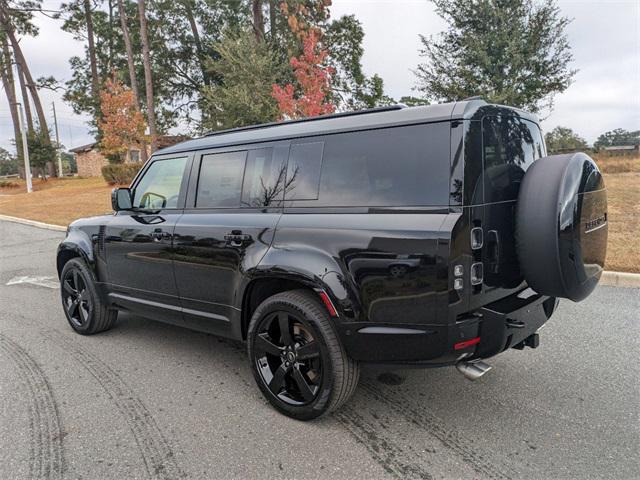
204, 104, 406, 138
462, 95, 483, 101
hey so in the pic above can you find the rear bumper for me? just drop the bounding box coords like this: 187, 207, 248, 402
338, 291, 558, 366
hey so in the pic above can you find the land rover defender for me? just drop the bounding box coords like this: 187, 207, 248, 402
57, 100, 608, 420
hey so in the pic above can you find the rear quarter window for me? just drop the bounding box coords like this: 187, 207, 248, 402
285, 123, 450, 207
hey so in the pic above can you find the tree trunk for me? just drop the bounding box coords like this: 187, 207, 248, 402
107, 0, 114, 70
116, 0, 147, 161
116, 0, 140, 105
16, 63, 34, 132
0, 39, 22, 162
0, 7, 50, 141
84, 0, 100, 99
268, 0, 277, 40
252, 0, 265, 42
138, 0, 158, 152
182, 0, 208, 84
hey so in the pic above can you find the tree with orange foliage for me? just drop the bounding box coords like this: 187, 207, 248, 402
272, 1, 335, 119
98, 76, 147, 162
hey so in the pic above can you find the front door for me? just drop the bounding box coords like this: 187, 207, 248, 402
172, 144, 288, 337
105, 154, 191, 323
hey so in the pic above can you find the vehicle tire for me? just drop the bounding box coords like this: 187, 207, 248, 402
516, 152, 608, 302
247, 289, 359, 421
60, 258, 117, 335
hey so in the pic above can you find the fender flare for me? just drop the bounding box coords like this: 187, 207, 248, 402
56, 228, 95, 278
239, 246, 358, 320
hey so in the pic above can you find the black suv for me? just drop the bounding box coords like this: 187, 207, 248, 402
57, 100, 608, 420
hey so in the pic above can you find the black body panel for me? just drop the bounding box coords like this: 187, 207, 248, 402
56, 100, 571, 367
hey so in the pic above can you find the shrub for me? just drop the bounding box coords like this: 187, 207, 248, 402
101, 162, 143, 185
0, 180, 19, 188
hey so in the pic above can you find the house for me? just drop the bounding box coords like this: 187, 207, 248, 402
69, 136, 190, 177
601, 144, 639, 156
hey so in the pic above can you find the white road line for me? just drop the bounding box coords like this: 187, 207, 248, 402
6, 275, 59, 289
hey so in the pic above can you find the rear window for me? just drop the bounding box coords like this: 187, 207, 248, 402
483, 116, 544, 170
482, 116, 545, 203
285, 123, 450, 207
196, 151, 246, 208
241, 146, 289, 207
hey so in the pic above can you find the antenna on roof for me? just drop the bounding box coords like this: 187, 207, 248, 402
204, 104, 406, 138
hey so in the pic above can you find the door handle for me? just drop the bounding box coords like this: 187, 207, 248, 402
224, 231, 251, 247
151, 228, 171, 242
487, 229, 499, 273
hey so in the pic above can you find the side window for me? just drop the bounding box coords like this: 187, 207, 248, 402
196, 151, 246, 208
284, 124, 450, 207
482, 116, 544, 171
482, 116, 545, 202
241, 146, 289, 207
285, 142, 324, 200
133, 157, 187, 209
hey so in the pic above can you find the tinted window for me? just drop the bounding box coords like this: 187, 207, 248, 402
483, 116, 544, 171
482, 116, 545, 202
241, 146, 289, 207
133, 157, 187, 209
285, 123, 450, 207
285, 142, 324, 200
196, 151, 246, 208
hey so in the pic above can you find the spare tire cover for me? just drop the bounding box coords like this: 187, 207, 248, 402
516, 153, 607, 302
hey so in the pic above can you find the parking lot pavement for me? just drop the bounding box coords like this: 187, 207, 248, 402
0, 219, 638, 480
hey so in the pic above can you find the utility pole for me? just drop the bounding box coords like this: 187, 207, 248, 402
52, 102, 62, 177
15, 102, 32, 193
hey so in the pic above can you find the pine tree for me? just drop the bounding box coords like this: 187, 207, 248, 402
415, 0, 576, 114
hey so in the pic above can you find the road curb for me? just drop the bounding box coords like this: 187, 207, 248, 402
599, 271, 640, 288
0, 214, 66, 232
1, 213, 639, 288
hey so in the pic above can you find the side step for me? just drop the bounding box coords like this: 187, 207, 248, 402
456, 360, 492, 381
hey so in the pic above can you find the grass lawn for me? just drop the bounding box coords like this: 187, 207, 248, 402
1, 168, 638, 273
0, 177, 114, 226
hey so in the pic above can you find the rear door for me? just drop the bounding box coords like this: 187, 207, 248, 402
105, 154, 191, 322
172, 143, 289, 337
478, 115, 546, 297
276, 124, 451, 332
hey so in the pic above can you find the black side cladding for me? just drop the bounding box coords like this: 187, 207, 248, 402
515, 153, 608, 302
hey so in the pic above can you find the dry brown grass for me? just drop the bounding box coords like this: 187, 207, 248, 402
0, 177, 114, 226
0, 172, 638, 273
593, 153, 640, 174
602, 172, 640, 273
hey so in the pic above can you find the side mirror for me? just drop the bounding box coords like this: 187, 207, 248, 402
111, 187, 133, 211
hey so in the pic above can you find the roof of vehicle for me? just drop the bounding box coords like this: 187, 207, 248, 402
157, 99, 539, 156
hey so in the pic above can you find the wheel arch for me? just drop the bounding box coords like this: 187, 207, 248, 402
239, 269, 351, 341
56, 229, 95, 279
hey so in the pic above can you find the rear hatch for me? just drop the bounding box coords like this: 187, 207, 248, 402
464, 109, 546, 310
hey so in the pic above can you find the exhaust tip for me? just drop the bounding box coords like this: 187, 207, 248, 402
456, 360, 492, 381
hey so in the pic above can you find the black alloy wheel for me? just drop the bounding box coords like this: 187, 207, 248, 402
247, 290, 360, 420
62, 267, 93, 329
59, 258, 117, 335
253, 310, 322, 406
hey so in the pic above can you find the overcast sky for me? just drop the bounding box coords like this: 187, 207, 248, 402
1, 0, 638, 152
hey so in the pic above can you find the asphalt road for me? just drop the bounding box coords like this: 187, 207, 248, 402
0, 219, 638, 480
